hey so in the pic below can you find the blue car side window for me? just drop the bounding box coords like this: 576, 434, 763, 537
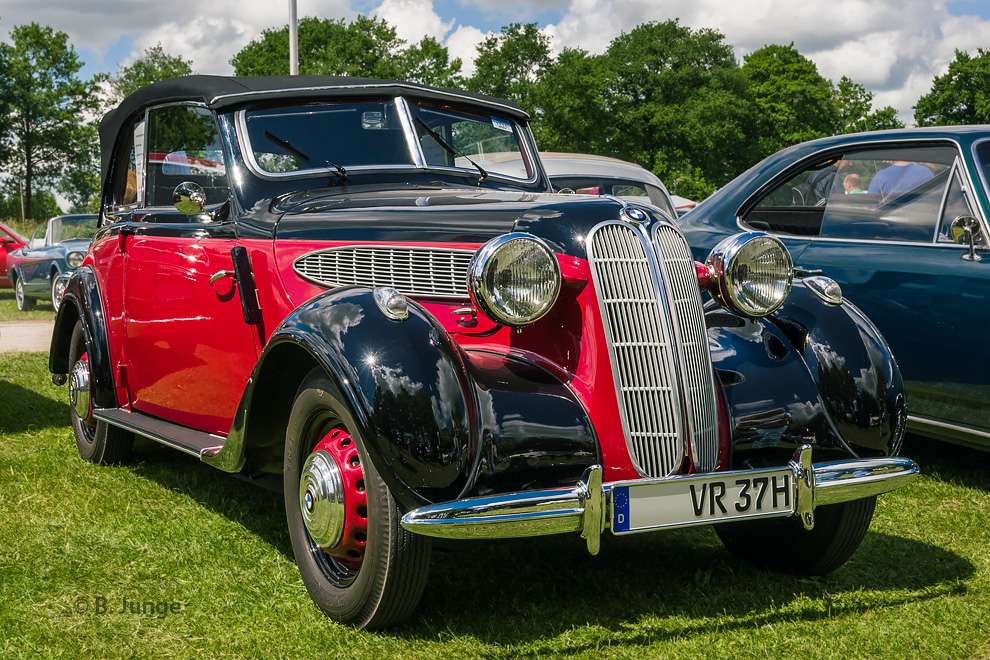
817, 146, 957, 243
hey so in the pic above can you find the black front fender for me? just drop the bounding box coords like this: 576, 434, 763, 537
211, 287, 477, 507
708, 280, 906, 465
48, 266, 117, 409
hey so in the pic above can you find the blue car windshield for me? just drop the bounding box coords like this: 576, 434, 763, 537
52, 216, 97, 243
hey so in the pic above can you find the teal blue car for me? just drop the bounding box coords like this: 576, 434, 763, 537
9, 214, 98, 312
680, 126, 990, 449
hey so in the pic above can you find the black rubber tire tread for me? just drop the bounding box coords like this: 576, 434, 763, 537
14, 276, 35, 311
715, 495, 877, 576
67, 322, 133, 465
284, 368, 431, 630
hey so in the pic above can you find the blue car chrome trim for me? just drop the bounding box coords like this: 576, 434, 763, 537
400, 445, 919, 555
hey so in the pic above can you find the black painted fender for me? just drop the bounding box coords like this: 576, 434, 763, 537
708, 280, 906, 465
48, 266, 117, 409
208, 287, 599, 509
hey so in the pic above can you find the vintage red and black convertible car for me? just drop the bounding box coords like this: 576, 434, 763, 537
49, 76, 918, 629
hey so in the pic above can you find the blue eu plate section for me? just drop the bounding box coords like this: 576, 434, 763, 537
612, 486, 631, 532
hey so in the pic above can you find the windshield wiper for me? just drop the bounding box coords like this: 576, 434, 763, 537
263, 130, 347, 181
413, 117, 488, 186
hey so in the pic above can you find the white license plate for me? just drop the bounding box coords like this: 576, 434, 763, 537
611, 468, 795, 534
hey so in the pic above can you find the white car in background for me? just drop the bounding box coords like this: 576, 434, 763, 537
540, 152, 684, 218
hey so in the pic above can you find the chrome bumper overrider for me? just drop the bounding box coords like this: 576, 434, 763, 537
400, 445, 919, 555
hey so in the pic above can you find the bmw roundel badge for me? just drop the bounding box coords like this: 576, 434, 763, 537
621, 207, 648, 223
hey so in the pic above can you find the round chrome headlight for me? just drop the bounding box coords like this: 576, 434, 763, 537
67, 251, 84, 269
705, 232, 793, 317
468, 233, 561, 327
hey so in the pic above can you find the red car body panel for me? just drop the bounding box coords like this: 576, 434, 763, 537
0, 222, 27, 289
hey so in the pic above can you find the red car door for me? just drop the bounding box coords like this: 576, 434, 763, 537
121, 225, 261, 435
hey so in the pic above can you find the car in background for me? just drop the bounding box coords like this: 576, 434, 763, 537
679, 126, 990, 450
49, 75, 918, 629
0, 221, 28, 289
540, 152, 678, 219
671, 194, 697, 216
10, 214, 98, 311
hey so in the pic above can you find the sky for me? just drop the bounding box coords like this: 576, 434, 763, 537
2, 0, 990, 125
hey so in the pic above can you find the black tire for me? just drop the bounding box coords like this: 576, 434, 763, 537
51, 274, 65, 312
284, 368, 431, 630
67, 321, 133, 464
715, 495, 877, 576
14, 276, 35, 311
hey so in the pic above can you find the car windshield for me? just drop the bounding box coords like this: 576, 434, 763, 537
51, 216, 98, 243
241, 98, 532, 181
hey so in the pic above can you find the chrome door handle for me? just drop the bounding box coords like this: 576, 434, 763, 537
209, 270, 235, 285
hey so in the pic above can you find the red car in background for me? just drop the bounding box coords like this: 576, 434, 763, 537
0, 221, 28, 289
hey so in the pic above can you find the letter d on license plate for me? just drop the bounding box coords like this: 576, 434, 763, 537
611, 468, 795, 534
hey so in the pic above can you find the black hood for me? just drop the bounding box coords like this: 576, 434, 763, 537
272, 188, 661, 259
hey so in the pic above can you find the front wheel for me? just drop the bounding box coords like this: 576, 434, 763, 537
284, 368, 431, 629
67, 321, 133, 464
715, 496, 877, 576
14, 276, 35, 311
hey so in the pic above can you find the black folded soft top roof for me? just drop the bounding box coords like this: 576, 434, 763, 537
99, 74, 529, 186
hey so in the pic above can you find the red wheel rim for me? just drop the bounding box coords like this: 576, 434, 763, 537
311, 427, 368, 567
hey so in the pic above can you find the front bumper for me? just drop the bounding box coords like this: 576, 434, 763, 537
400, 445, 919, 555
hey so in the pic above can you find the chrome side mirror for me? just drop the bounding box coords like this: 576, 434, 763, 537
949, 215, 982, 262
172, 182, 207, 216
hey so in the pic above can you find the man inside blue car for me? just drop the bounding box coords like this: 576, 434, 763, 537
868, 160, 934, 196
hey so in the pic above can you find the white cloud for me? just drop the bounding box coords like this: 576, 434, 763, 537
444, 25, 487, 77
371, 0, 454, 43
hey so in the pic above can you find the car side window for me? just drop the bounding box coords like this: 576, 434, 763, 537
107, 118, 143, 210
744, 145, 961, 242
144, 105, 229, 210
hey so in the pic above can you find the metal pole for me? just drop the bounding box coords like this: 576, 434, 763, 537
19, 180, 24, 223
288, 0, 299, 75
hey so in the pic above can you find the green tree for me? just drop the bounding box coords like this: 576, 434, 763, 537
467, 23, 551, 115
399, 36, 464, 88
834, 76, 903, 133
915, 48, 990, 126
531, 48, 608, 154
598, 20, 754, 193
742, 43, 837, 157
232, 15, 441, 81
104, 43, 194, 106
0, 23, 97, 220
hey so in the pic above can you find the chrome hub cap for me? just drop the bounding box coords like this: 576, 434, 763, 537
300, 449, 346, 549
68, 358, 91, 422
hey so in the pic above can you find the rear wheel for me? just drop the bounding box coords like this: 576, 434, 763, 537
284, 368, 431, 629
715, 496, 876, 576
67, 321, 133, 464
14, 276, 35, 311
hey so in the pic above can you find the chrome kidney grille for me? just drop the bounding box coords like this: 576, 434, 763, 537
588, 221, 720, 477
294, 246, 475, 299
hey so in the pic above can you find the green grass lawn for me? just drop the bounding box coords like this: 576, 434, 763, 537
1, 351, 989, 659
0, 287, 57, 322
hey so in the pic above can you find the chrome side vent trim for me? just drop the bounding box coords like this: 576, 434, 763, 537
294, 246, 475, 299
588, 222, 685, 478
653, 223, 720, 473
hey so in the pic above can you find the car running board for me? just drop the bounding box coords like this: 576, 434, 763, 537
93, 409, 226, 458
